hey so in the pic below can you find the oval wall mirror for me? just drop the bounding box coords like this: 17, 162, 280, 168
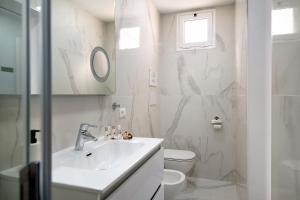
90, 47, 110, 82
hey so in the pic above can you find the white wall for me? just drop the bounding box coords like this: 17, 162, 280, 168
159, 5, 242, 181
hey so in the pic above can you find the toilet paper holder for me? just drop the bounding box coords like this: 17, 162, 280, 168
210, 116, 223, 129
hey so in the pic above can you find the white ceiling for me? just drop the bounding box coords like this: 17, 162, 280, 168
72, 0, 115, 22
153, 0, 235, 13
71, 0, 235, 21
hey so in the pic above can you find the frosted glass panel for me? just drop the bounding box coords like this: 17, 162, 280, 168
272, 1, 300, 200
184, 19, 208, 43
0, 1, 27, 200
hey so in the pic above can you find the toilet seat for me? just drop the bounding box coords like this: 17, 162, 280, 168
163, 169, 186, 185
164, 149, 196, 162
163, 169, 186, 200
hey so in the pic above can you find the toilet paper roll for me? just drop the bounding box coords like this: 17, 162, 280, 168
213, 124, 222, 130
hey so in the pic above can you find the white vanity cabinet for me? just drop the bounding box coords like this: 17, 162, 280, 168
106, 148, 163, 200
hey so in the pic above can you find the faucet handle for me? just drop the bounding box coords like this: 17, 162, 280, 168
80, 123, 97, 131
87, 124, 97, 128
75, 123, 98, 151
79, 123, 98, 140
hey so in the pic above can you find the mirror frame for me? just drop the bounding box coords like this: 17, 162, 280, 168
90, 47, 110, 82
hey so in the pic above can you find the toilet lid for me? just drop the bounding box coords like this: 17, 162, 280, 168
164, 149, 196, 161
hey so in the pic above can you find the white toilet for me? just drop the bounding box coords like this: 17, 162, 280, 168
163, 169, 186, 200
164, 149, 196, 174
163, 149, 196, 200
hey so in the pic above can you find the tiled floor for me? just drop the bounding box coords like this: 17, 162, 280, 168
174, 177, 239, 200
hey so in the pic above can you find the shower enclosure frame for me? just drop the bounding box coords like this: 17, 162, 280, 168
41, 0, 52, 200
247, 0, 272, 199
21, 0, 53, 199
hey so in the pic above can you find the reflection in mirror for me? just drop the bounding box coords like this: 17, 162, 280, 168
30, 0, 116, 95
0, 1, 22, 95
0, 0, 40, 95
90, 47, 110, 82
50, 0, 116, 95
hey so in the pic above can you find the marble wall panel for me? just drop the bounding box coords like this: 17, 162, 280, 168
113, 0, 161, 138
159, 8, 236, 97
159, 5, 238, 180
161, 94, 236, 180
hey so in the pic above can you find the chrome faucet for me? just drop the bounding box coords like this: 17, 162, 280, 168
75, 123, 98, 151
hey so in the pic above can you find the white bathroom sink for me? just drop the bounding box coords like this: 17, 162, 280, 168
56, 140, 144, 171
52, 137, 163, 195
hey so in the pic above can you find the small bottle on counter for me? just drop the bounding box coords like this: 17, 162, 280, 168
104, 126, 111, 138
111, 126, 116, 139
116, 125, 123, 140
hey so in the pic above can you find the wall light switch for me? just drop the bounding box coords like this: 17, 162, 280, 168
149, 69, 158, 87
119, 107, 126, 118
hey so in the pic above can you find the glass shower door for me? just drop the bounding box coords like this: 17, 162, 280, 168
0, 0, 31, 199
0, 0, 52, 199
272, 0, 300, 199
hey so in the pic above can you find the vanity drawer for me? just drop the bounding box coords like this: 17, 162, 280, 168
106, 148, 163, 200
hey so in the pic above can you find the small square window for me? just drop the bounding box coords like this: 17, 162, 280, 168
119, 27, 140, 50
272, 8, 294, 36
177, 10, 216, 51
184, 19, 208, 43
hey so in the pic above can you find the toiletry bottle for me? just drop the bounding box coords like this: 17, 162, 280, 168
117, 125, 123, 140
111, 126, 116, 139
30, 129, 41, 161
104, 126, 111, 139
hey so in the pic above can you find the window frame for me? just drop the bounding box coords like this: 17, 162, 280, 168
176, 9, 216, 51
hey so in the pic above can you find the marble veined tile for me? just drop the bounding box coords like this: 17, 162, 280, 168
272, 41, 300, 95
160, 94, 236, 179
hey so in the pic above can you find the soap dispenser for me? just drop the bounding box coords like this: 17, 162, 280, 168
30, 130, 41, 161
